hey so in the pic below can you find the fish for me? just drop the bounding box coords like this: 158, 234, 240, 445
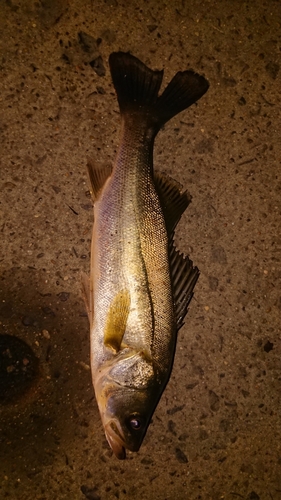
84, 52, 209, 459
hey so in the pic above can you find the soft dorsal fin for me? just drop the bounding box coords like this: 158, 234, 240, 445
104, 289, 130, 352
169, 244, 199, 330
154, 172, 191, 236
87, 159, 113, 202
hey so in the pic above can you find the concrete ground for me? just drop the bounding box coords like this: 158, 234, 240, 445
0, 0, 280, 499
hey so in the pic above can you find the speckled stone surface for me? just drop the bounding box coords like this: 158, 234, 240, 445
0, 1, 280, 499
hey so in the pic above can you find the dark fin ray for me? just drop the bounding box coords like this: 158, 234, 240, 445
109, 52, 163, 115
154, 172, 192, 236
104, 289, 130, 353
87, 159, 112, 202
156, 70, 209, 125
81, 271, 91, 322
169, 244, 199, 330
109, 52, 209, 132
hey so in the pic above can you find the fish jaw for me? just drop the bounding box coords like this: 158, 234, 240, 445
104, 419, 126, 459
100, 398, 151, 459
93, 366, 130, 459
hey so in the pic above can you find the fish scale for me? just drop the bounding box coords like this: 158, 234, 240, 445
96, 128, 156, 355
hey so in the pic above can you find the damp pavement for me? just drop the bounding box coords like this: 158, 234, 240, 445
0, 1, 280, 499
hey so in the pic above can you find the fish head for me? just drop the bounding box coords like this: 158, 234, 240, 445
103, 387, 156, 459
94, 351, 163, 459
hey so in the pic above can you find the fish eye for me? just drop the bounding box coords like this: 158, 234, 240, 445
128, 415, 143, 430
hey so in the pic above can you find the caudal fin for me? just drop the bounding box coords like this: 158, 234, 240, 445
109, 52, 209, 131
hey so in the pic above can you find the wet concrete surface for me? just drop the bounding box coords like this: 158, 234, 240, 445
0, 0, 280, 499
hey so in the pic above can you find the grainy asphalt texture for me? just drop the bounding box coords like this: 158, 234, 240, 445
0, 1, 280, 499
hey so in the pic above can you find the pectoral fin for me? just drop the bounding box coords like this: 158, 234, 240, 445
104, 289, 130, 352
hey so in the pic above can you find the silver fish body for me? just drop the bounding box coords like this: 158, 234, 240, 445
85, 52, 209, 459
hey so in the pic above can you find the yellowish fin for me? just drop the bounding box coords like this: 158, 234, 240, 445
104, 290, 130, 352
87, 159, 112, 202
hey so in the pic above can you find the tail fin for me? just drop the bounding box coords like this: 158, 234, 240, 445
109, 52, 209, 131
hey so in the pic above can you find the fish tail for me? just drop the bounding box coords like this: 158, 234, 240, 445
109, 52, 209, 132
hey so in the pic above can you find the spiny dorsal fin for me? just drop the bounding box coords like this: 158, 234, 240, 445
169, 244, 199, 330
154, 172, 191, 236
104, 289, 130, 353
87, 159, 112, 202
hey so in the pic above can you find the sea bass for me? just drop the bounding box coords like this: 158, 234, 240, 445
85, 52, 209, 459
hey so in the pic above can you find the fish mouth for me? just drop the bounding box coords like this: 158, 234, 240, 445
104, 420, 126, 460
